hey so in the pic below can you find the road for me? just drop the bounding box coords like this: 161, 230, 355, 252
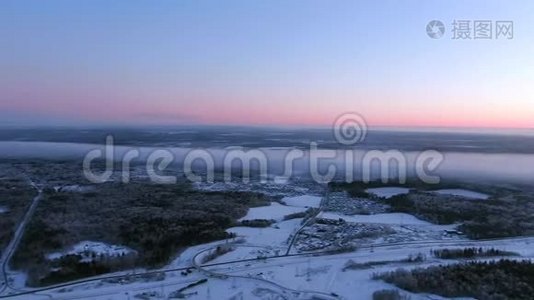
0, 182, 42, 296
285, 188, 328, 255
192, 244, 339, 299
190, 235, 534, 300
2, 234, 534, 299
1, 180, 533, 299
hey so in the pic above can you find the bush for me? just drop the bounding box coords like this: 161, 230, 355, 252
431, 247, 518, 259
372, 289, 409, 300
238, 219, 275, 228
283, 208, 319, 221
200, 245, 234, 264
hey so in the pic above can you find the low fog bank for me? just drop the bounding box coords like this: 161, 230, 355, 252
0, 141, 532, 185
2, 128, 534, 154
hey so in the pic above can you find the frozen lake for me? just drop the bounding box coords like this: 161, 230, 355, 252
282, 195, 322, 208
366, 187, 411, 199
432, 189, 489, 200
239, 202, 307, 221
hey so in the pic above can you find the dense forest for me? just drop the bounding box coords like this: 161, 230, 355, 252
386, 192, 534, 239
431, 247, 518, 259
331, 180, 534, 239
0, 178, 35, 251
11, 181, 272, 286
374, 259, 534, 299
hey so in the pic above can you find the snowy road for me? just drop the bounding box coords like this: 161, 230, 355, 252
0, 181, 42, 296
2, 235, 534, 299
2, 187, 534, 299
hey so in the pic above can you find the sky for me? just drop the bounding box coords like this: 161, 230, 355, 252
1, 0, 533, 129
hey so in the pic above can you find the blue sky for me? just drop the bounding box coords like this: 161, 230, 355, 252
1, 0, 533, 128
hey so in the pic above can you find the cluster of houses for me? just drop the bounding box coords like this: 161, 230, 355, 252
295, 219, 394, 252
325, 192, 388, 215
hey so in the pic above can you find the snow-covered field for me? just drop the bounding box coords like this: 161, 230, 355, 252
47, 241, 136, 261
432, 189, 489, 200
318, 211, 432, 226
8, 192, 531, 300
239, 202, 307, 221
366, 187, 411, 199
228, 218, 302, 248
282, 195, 322, 208
14, 234, 534, 300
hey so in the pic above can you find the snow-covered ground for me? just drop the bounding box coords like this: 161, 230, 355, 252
8, 192, 531, 300
194, 235, 534, 300
366, 187, 411, 199
318, 211, 431, 226
229, 218, 302, 248
0, 205, 7, 213
432, 189, 489, 200
282, 195, 322, 208
239, 202, 307, 221
205, 247, 418, 300
47, 241, 136, 261
13, 235, 534, 300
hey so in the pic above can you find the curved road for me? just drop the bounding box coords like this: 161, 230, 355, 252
192, 245, 339, 300
285, 188, 328, 255
0, 182, 42, 295
2, 181, 534, 300
2, 235, 534, 299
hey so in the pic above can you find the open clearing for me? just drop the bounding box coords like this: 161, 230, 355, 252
318, 211, 433, 226
282, 195, 322, 208
366, 187, 411, 199
431, 189, 489, 200
238, 202, 307, 221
